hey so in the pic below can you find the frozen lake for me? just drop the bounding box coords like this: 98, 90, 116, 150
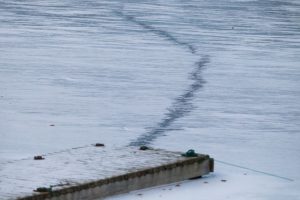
1, 0, 300, 199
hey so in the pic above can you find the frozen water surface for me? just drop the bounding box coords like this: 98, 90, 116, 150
1, 0, 300, 199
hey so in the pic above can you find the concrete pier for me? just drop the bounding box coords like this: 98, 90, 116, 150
0, 146, 213, 200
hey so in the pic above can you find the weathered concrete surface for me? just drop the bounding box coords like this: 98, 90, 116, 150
0, 146, 213, 200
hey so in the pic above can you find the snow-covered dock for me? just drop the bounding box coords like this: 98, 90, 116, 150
0, 145, 213, 200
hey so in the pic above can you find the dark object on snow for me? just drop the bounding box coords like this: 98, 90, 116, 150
181, 149, 198, 157
189, 175, 202, 180
139, 146, 149, 150
34, 187, 52, 193
34, 156, 45, 160
95, 143, 105, 147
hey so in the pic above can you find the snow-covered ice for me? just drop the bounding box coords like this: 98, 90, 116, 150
0, 0, 299, 199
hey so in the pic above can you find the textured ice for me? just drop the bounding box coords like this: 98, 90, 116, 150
1, 0, 300, 199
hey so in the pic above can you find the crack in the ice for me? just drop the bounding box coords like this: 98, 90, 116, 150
114, 11, 196, 54
115, 11, 209, 146
129, 56, 209, 146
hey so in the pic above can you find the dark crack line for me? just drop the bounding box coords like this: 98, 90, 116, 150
130, 56, 209, 146
114, 10, 209, 146
114, 11, 197, 54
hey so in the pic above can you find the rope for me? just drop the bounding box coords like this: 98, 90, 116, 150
216, 159, 294, 182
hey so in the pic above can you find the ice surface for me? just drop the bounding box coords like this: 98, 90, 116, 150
1, 0, 300, 199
